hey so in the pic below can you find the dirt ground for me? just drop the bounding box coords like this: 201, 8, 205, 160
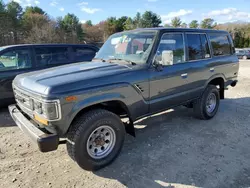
1, 60, 250, 188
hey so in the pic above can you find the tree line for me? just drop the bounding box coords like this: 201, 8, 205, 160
0, 1, 84, 45
0, 0, 250, 48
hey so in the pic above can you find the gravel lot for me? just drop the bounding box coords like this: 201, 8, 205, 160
1, 60, 250, 188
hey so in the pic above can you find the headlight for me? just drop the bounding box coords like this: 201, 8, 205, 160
42, 102, 59, 120
31, 99, 60, 121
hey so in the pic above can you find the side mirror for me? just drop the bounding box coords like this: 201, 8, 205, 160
153, 50, 174, 70
153, 53, 163, 71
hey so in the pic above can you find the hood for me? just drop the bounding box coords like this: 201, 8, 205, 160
14, 61, 133, 96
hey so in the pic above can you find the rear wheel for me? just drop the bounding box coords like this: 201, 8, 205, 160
67, 109, 125, 171
243, 55, 248, 60
193, 85, 220, 120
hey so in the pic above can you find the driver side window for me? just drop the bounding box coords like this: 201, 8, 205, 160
155, 33, 185, 66
0, 48, 32, 71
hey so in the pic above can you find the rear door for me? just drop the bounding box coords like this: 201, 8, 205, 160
182, 33, 213, 99
0, 46, 34, 103
72, 46, 97, 62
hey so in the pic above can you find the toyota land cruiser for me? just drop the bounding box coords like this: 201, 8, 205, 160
9, 28, 239, 171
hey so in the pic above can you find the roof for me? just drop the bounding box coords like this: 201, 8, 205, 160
134, 27, 229, 34
0, 43, 99, 49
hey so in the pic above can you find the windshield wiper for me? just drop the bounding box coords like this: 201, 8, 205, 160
107, 58, 137, 65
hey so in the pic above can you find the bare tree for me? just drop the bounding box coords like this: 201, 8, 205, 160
24, 14, 61, 43
83, 23, 104, 43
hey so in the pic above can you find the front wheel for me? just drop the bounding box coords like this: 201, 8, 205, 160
243, 55, 248, 60
67, 109, 125, 171
193, 85, 220, 120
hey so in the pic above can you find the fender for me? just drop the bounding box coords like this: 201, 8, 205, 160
202, 73, 226, 99
59, 93, 127, 134
205, 73, 226, 87
62, 82, 148, 133
72, 93, 127, 115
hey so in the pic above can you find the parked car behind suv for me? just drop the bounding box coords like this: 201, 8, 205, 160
0, 44, 99, 107
9, 28, 239, 171
236, 49, 250, 59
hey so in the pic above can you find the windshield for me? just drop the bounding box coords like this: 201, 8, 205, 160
94, 30, 157, 64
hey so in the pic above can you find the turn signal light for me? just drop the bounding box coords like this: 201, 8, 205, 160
34, 114, 48, 126
65, 96, 77, 102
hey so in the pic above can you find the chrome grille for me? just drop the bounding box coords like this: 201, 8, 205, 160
13, 87, 33, 115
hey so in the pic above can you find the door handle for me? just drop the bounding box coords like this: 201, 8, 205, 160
210, 68, 215, 72
181, 73, 188, 78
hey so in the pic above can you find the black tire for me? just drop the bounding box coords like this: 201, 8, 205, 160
67, 109, 125, 171
193, 85, 220, 120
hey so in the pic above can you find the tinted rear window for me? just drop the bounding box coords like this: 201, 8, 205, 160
186, 34, 203, 61
209, 34, 231, 56
186, 34, 211, 61
200, 34, 211, 58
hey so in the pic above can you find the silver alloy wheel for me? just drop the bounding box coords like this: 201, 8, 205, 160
243, 56, 248, 60
206, 93, 217, 114
86, 125, 116, 159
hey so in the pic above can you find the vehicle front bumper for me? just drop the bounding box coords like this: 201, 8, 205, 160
8, 104, 59, 152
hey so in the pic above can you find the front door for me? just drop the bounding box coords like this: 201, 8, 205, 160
0, 47, 33, 104
149, 32, 192, 113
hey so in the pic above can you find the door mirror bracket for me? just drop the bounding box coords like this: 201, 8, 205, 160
152, 59, 163, 71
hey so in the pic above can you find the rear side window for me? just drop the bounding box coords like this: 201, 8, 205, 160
186, 34, 203, 61
200, 34, 211, 58
209, 34, 231, 56
186, 34, 211, 61
72, 47, 97, 62
35, 47, 72, 66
